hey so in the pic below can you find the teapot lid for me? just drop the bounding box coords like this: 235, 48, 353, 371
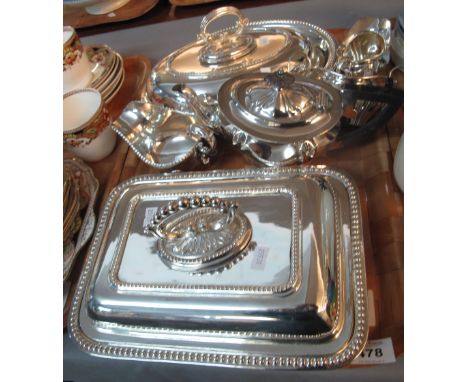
218, 70, 343, 144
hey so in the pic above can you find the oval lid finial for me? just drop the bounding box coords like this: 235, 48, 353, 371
145, 195, 252, 274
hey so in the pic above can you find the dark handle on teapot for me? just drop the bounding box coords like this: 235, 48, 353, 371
337, 81, 403, 146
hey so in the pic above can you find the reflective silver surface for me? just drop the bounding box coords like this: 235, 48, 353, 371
147, 7, 337, 102
310, 18, 395, 138
335, 17, 391, 78
112, 101, 217, 169
197, 7, 256, 66
145, 195, 252, 274
216, 71, 342, 166
69, 166, 368, 369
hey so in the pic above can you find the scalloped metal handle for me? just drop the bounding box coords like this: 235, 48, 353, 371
172, 84, 220, 129
189, 124, 217, 165
145, 195, 239, 240
198, 6, 249, 42
264, 70, 296, 91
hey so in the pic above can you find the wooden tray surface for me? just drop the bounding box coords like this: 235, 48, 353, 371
64, 0, 160, 29
63, 54, 152, 329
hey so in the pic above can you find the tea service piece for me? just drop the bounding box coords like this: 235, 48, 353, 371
334, 17, 392, 79
213, 70, 343, 166
63, 31, 125, 103
306, 17, 402, 146
63, 26, 93, 93
63, 88, 117, 162
99, 53, 125, 103
112, 101, 217, 169
170, 68, 404, 165
86, 45, 125, 103
87, 45, 115, 87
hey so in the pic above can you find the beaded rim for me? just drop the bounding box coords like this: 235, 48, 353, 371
68, 165, 368, 369
152, 19, 338, 83
97, 177, 342, 343
111, 104, 201, 170
109, 187, 300, 293
156, 207, 251, 273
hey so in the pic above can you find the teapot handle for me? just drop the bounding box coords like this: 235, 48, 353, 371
337, 81, 404, 145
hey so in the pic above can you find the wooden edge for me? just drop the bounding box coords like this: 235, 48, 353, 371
64, 0, 160, 30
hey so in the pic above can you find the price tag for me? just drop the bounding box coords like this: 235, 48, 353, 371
143, 207, 158, 229
351, 337, 396, 365
260, 67, 272, 73
251, 246, 269, 270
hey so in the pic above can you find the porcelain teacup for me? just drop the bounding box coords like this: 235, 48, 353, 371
63, 88, 116, 162
63, 26, 92, 93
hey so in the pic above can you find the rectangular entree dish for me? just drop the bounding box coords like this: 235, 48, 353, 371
70, 165, 368, 369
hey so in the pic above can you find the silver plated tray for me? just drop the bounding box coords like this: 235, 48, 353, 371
69, 165, 368, 369
63, 158, 99, 281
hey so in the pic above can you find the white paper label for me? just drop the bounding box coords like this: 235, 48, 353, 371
143, 207, 158, 228
260, 67, 272, 73
351, 338, 396, 365
107, 12, 116, 18
251, 246, 269, 270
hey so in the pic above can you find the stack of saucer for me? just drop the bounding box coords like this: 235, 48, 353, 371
63, 158, 99, 281
63, 167, 82, 248
86, 45, 125, 104
63, 167, 83, 280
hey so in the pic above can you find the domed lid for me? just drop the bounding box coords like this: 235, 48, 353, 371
218, 70, 342, 144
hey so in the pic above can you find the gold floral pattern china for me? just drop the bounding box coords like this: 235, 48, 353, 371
63, 158, 99, 281
86, 45, 125, 104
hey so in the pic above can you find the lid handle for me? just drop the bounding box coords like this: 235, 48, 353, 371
144, 196, 239, 240
264, 70, 296, 91
198, 6, 249, 42
197, 6, 256, 65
